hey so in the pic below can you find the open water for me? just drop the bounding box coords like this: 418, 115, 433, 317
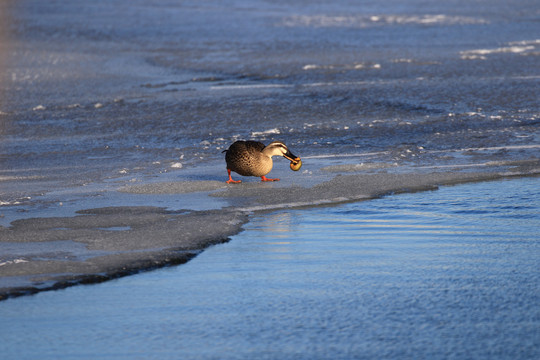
1, 178, 539, 359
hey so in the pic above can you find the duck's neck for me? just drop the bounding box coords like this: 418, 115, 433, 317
262, 147, 280, 158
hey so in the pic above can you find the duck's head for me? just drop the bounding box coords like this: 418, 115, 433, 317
263, 141, 300, 163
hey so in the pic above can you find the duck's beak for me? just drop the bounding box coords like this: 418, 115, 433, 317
283, 150, 300, 164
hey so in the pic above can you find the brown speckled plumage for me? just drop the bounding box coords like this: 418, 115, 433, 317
225, 140, 272, 177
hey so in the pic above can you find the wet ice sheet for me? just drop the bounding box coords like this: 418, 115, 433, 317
0, 206, 248, 297
119, 180, 227, 194
0, 240, 108, 265
1, 157, 540, 299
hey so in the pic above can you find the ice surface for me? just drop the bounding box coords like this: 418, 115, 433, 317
119, 181, 226, 194
0, 207, 248, 298
321, 163, 397, 172
460, 40, 540, 59
281, 14, 488, 28
3, 155, 539, 299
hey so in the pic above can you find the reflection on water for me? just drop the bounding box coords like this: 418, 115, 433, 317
1, 178, 539, 359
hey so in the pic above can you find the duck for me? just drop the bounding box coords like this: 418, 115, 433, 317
223, 140, 300, 183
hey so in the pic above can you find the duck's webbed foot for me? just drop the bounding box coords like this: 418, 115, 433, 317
226, 169, 242, 184
260, 176, 280, 182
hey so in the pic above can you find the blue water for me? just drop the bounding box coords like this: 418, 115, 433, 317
1, 177, 539, 359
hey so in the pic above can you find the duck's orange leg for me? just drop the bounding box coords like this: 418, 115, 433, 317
261, 175, 280, 182
226, 169, 242, 184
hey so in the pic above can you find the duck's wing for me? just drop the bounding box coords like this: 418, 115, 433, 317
225, 140, 264, 166
243, 140, 266, 154
225, 140, 264, 154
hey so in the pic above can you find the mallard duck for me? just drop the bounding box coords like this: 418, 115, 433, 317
223, 140, 300, 183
